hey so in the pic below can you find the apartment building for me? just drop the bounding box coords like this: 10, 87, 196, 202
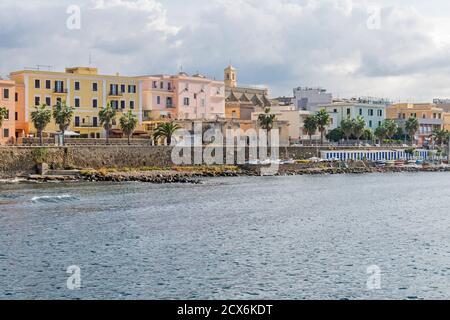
139, 72, 225, 132
293, 87, 332, 112
0, 79, 16, 144
10, 67, 142, 139
387, 103, 446, 145
322, 98, 389, 131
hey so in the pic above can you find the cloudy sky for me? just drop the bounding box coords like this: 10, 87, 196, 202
1, 0, 450, 102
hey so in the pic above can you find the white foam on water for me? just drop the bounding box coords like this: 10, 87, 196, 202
31, 195, 77, 202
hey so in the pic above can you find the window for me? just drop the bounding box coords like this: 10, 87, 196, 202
368, 109, 374, 116
422, 114, 426, 119
75, 116, 80, 127
34, 79, 40, 89
55, 81, 64, 93
15, 93, 18, 102
75, 98, 80, 108
121, 84, 126, 93
93, 117, 98, 127
111, 100, 118, 109
167, 97, 173, 107
346, 108, 351, 115
15, 112, 18, 121
157, 96, 161, 105
168, 83, 172, 91
92, 82, 98, 92
3, 89, 9, 99
184, 97, 190, 106
359, 108, 363, 116
194, 93, 197, 99
56, 97, 62, 104
120, 100, 126, 109
93, 99, 98, 108
160, 82, 164, 89
3, 129, 9, 138
34, 96, 40, 106
128, 85, 136, 93
45, 97, 51, 106
75, 82, 80, 91
110, 84, 119, 95
153, 81, 157, 89
377, 110, 383, 117
378, 121, 382, 127
46, 80, 51, 89
130, 101, 135, 109
4, 110, 9, 120
369, 120, 373, 128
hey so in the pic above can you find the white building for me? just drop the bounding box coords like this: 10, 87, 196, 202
293, 87, 333, 112
321, 98, 389, 131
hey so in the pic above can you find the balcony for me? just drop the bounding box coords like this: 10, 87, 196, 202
74, 123, 99, 128
53, 88, 68, 95
108, 91, 123, 97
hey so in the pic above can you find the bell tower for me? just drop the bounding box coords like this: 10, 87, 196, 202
224, 65, 237, 88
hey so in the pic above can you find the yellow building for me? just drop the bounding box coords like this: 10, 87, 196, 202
387, 103, 446, 145
10, 67, 143, 139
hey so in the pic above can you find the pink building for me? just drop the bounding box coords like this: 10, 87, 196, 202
0, 79, 16, 144
139, 72, 225, 123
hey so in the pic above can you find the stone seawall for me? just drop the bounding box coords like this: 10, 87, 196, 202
0, 145, 403, 178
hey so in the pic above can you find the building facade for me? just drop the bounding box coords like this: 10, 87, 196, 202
224, 65, 272, 121
139, 72, 226, 133
293, 87, 332, 112
0, 79, 16, 144
323, 99, 388, 131
10, 67, 143, 139
387, 103, 446, 145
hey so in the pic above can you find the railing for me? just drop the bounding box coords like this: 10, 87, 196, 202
22, 138, 154, 146
53, 89, 68, 94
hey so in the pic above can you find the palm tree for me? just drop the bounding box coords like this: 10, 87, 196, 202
374, 125, 387, 145
432, 129, 449, 147
0, 106, 7, 129
315, 109, 331, 145
303, 115, 318, 144
352, 116, 366, 145
258, 107, 276, 132
153, 122, 181, 146
31, 104, 52, 146
99, 102, 117, 144
52, 100, 75, 145
383, 119, 399, 144
341, 117, 353, 143
363, 128, 374, 144
119, 111, 138, 145
405, 117, 419, 146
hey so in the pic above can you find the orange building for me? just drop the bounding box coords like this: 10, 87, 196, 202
0, 79, 16, 144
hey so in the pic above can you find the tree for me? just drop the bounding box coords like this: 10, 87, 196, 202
315, 109, 331, 145
341, 117, 353, 142
153, 122, 181, 146
363, 128, 374, 144
432, 129, 449, 147
119, 111, 138, 145
52, 100, 74, 145
405, 117, 419, 146
0, 106, 7, 129
374, 125, 387, 145
326, 128, 344, 143
303, 115, 318, 144
99, 102, 117, 144
31, 104, 52, 146
384, 119, 399, 141
258, 107, 276, 132
352, 116, 366, 144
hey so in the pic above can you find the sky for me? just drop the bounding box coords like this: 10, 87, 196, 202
1, 0, 450, 102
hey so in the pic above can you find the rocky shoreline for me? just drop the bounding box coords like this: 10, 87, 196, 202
8, 163, 448, 184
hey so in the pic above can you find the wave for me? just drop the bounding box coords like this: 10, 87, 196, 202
31, 195, 78, 203
0, 178, 28, 184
